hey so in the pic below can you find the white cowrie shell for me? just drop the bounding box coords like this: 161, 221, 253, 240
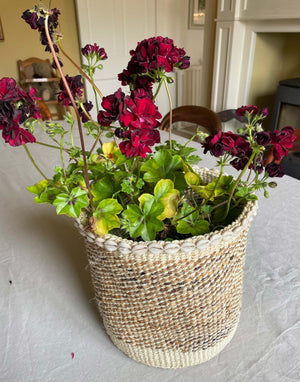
196, 239, 210, 250
210, 234, 222, 244
104, 240, 118, 252
180, 242, 196, 253
148, 243, 163, 255
118, 242, 131, 254
164, 243, 180, 255
132, 244, 147, 256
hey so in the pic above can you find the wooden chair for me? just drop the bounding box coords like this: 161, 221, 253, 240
160, 105, 222, 136
18, 57, 65, 120
36, 99, 52, 120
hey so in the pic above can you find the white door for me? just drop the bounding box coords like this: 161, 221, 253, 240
75, 0, 175, 119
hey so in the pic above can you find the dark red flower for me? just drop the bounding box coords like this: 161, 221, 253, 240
1, 118, 36, 147
97, 88, 125, 126
265, 162, 284, 177
236, 105, 259, 117
119, 36, 189, 87
81, 44, 107, 60
119, 127, 160, 158
52, 58, 64, 69
202, 131, 225, 157
78, 101, 93, 123
58, 75, 84, 106
22, 8, 44, 31
230, 156, 249, 171
22, 7, 60, 53
270, 126, 296, 161
0, 77, 18, 101
120, 94, 161, 130
254, 131, 272, 146
0, 78, 41, 137
176, 56, 190, 69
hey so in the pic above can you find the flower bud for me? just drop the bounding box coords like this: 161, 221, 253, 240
264, 190, 269, 198
268, 181, 277, 188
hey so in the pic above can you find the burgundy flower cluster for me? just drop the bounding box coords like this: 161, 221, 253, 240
202, 126, 296, 178
118, 36, 190, 95
98, 89, 161, 157
57, 75, 84, 106
81, 44, 108, 61
236, 105, 268, 117
0, 78, 40, 146
22, 7, 61, 53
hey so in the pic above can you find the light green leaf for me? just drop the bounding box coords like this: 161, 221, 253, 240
122, 195, 164, 241
93, 198, 123, 235
153, 179, 180, 220
141, 150, 183, 183
53, 187, 89, 217
176, 203, 210, 236
91, 176, 118, 206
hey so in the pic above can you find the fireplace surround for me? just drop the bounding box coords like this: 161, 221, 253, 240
211, 0, 300, 112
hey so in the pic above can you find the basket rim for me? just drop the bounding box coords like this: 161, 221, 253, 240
75, 167, 258, 255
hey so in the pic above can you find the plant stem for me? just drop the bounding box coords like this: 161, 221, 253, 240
58, 41, 103, 100
45, 14, 94, 210
69, 119, 74, 148
23, 145, 49, 180
89, 67, 100, 112
60, 135, 66, 178
163, 77, 173, 150
37, 120, 60, 146
89, 130, 102, 157
36, 140, 68, 151
152, 79, 164, 101
183, 133, 198, 147
223, 151, 256, 219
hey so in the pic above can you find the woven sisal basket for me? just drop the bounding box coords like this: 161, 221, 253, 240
75, 168, 258, 368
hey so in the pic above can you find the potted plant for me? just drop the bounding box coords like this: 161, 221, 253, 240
0, 4, 296, 368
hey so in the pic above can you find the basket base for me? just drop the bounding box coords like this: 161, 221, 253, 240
106, 322, 239, 369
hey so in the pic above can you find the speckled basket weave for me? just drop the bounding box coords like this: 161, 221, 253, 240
75, 168, 258, 369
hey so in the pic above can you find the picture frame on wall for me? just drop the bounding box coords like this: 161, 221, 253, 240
188, 0, 205, 29
0, 18, 4, 41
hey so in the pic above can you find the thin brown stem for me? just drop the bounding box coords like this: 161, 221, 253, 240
58, 41, 103, 100
24, 145, 49, 180
45, 14, 94, 210
163, 77, 173, 150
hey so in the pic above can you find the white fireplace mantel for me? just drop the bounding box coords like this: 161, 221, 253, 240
211, 0, 300, 111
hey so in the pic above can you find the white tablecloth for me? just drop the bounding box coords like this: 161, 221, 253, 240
1, 129, 300, 382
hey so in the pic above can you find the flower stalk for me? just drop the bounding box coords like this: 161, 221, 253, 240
163, 76, 173, 150
44, 13, 94, 210
23, 145, 49, 180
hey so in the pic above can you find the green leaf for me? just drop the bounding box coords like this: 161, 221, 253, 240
93, 198, 123, 235
27, 180, 60, 204
27, 179, 49, 196
201, 204, 213, 215
64, 112, 74, 125
122, 195, 164, 241
83, 121, 99, 138
176, 203, 210, 236
141, 150, 183, 183
155, 141, 201, 165
153, 179, 180, 220
91, 176, 119, 206
46, 122, 66, 137
185, 173, 233, 201
53, 187, 89, 217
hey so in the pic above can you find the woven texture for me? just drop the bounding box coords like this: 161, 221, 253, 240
77, 168, 258, 368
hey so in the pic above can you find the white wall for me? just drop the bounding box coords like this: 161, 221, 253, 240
156, 0, 204, 67
76, 0, 204, 118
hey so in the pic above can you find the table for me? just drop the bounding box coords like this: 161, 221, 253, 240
1, 129, 300, 382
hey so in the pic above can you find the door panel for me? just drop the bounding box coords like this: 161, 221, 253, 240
75, 0, 175, 119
